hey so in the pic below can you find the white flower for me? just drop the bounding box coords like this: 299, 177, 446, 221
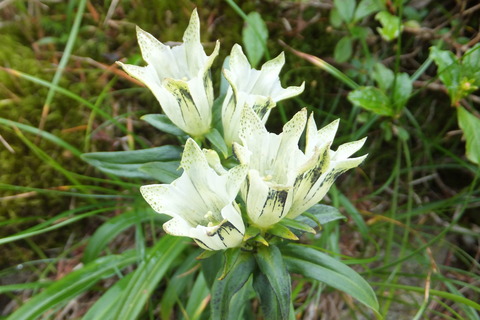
140, 138, 248, 250
233, 107, 366, 229
222, 44, 305, 146
287, 114, 367, 219
118, 9, 219, 138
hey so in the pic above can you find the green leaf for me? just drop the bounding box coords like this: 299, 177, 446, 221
242, 12, 268, 68
279, 218, 316, 234
82, 273, 134, 320
253, 272, 282, 319
254, 245, 291, 320
429, 46, 462, 104
227, 279, 252, 320
160, 251, 200, 320
111, 236, 188, 319
375, 11, 402, 41
185, 272, 210, 320
210, 252, 255, 320
462, 43, 480, 71
82, 210, 165, 264
243, 225, 261, 241
392, 73, 412, 112
297, 204, 346, 229
0, 282, 52, 294
348, 86, 394, 116
219, 248, 241, 280
7, 251, 138, 320
283, 244, 380, 316
0, 117, 82, 158
205, 128, 228, 158
334, 0, 356, 23
457, 107, 480, 165
339, 193, 369, 239
350, 25, 370, 41
0, 204, 116, 246
373, 63, 394, 92
139, 161, 182, 183
201, 251, 223, 288
81, 145, 182, 179
334, 36, 353, 63
268, 223, 299, 240
354, 0, 383, 22
141, 114, 186, 136
329, 7, 343, 28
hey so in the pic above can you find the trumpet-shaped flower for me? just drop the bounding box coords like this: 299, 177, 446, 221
140, 138, 248, 250
118, 9, 219, 137
222, 44, 305, 146
233, 107, 367, 229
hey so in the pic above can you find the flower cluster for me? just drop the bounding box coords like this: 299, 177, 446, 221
121, 10, 367, 250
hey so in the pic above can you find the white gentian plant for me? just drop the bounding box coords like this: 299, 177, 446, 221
233, 106, 367, 231
118, 9, 218, 138
140, 138, 247, 251
222, 44, 305, 146
83, 9, 380, 320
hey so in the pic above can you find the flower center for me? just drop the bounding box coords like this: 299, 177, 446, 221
204, 211, 222, 227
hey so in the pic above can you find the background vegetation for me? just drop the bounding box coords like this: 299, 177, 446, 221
0, 0, 479, 319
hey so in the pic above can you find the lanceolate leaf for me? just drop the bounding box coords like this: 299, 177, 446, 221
254, 245, 291, 320
82, 209, 165, 263
141, 113, 186, 136
283, 244, 380, 316
457, 107, 480, 165
242, 12, 268, 68
205, 128, 228, 158
6, 251, 138, 320
82, 273, 134, 320
160, 251, 200, 320
348, 86, 393, 116
185, 272, 210, 320
253, 272, 282, 320
111, 236, 188, 319
210, 252, 255, 320
82, 145, 182, 179
297, 204, 346, 229
139, 161, 182, 183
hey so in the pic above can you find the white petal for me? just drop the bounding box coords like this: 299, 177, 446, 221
229, 44, 254, 86
181, 138, 210, 172
135, 27, 180, 77
288, 154, 367, 219
140, 182, 206, 224
164, 214, 244, 251
333, 137, 367, 160
140, 184, 170, 214
238, 104, 268, 141
306, 117, 339, 156
220, 202, 246, 235
203, 148, 227, 175
194, 222, 243, 250
225, 164, 249, 199
118, 63, 159, 87
118, 63, 193, 132
162, 78, 211, 137
244, 170, 293, 228
232, 142, 251, 165
281, 108, 307, 141
272, 82, 305, 102
183, 9, 206, 75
